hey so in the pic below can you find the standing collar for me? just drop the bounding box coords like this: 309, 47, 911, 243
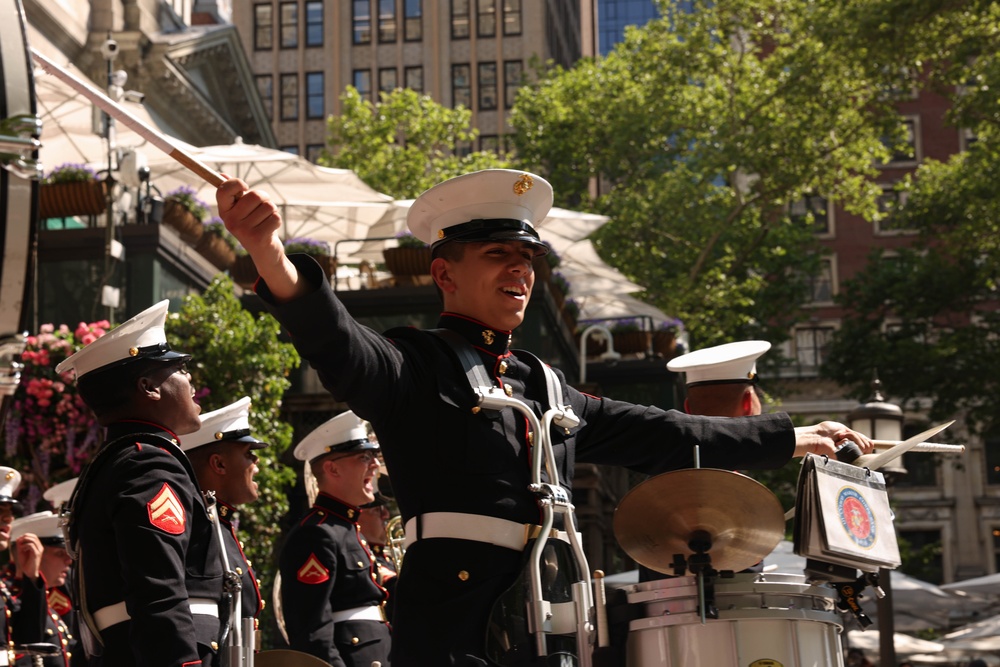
438, 313, 512, 356
105, 419, 181, 446
314, 491, 363, 523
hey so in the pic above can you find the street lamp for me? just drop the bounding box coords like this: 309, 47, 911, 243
578, 325, 621, 384
847, 371, 906, 667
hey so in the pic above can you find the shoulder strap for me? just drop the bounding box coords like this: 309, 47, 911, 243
426, 329, 495, 393
512, 349, 580, 430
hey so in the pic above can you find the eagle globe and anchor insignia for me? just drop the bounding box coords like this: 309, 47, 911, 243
836, 485, 878, 549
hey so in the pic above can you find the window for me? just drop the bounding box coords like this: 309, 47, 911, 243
790, 325, 835, 371
875, 185, 914, 234
405, 66, 424, 92
986, 432, 1000, 486
504, 60, 523, 108
789, 194, 831, 236
503, 0, 522, 35
480, 135, 500, 152
353, 0, 372, 44
305, 1, 323, 47
280, 2, 298, 49
404, 0, 422, 40
802, 257, 835, 305
279, 145, 300, 155
379, 0, 397, 42
353, 69, 372, 101
379, 68, 398, 94
306, 144, 325, 164
881, 116, 919, 166
478, 62, 497, 110
280, 74, 298, 120
254, 4, 273, 50
900, 529, 943, 583
455, 140, 472, 158
478, 0, 496, 37
452, 64, 471, 108
306, 72, 324, 119
452, 0, 470, 39
255, 74, 273, 120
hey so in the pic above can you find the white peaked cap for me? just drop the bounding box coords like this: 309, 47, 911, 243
43, 477, 78, 510
667, 340, 772, 386
11, 511, 64, 545
55, 300, 189, 380
181, 396, 267, 452
294, 410, 378, 462
0, 467, 21, 503
407, 169, 553, 250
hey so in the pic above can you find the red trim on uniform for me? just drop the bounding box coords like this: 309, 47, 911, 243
181, 661, 203, 667
441, 312, 512, 335
580, 392, 602, 400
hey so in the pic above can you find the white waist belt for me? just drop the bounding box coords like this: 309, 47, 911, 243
403, 512, 575, 552
0, 648, 9, 666
330, 605, 386, 624
93, 597, 219, 631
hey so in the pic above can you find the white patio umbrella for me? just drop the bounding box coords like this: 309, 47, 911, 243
846, 630, 945, 655
144, 139, 395, 255
942, 572, 1000, 596
939, 613, 1000, 651
33, 62, 158, 173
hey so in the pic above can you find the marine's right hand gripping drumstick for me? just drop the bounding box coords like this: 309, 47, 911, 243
30, 49, 225, 188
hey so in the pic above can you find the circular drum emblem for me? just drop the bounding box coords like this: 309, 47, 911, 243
837, 487, 877, 548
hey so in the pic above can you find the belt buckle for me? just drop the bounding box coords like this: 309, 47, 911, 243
524, 523, 542, 545
378, 602, 388, 622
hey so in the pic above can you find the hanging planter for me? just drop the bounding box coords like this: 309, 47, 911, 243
37, 164, 108, 219
384, 246, 432, 276
162, 186, 211, 245
195, 219, 237, 271
613, 330, 653, 355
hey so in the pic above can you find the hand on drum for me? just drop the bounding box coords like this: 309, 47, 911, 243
792, 421, 873, 460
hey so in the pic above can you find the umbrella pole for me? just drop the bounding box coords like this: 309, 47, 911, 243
879, 568, 897, 666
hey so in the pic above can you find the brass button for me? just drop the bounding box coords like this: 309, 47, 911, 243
504, 384, 513, 397
458, 570, 470, 581
211, 642, 219, 650
347, 509, 355, 519
351, 637, 360, 645
357, 561, 364, 567
527, 432, 534, 444
498, 360, 508, 374
46, 629, 54, 636
236, 567, 243, 575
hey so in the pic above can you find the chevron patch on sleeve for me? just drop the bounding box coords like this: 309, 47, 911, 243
297, 553, 330, 584
147, 483, 186, 535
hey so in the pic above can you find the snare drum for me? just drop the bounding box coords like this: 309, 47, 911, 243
624, 572, 844, 667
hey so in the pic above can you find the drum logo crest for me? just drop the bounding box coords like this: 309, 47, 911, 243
836, 486, 876, 548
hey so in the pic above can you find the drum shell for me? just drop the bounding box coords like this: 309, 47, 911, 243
624, 573, 844, 667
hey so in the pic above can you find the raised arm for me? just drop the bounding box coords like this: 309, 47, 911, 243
216, 177, 309, 303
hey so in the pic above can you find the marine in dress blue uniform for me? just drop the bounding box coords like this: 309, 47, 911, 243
279, 412, 391, 667
0, 468, 46, 667
181, 397, 267, 625
56, 300, 224, 667
9, 512, 76, 667
216, 168, 874, 666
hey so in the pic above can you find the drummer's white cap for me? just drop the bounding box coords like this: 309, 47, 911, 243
294, 410, 379, 463
667, 340, 771, 387
181, 396, 268, 453
0, 467, 21, 504
54, 300, 189, 382
43, 477, 78, 510
407, 169, 552, 254
11, 511, 64, 546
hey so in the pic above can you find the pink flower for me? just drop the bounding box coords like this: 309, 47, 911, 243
39, 324, 54, 334
80, 332, 98, 346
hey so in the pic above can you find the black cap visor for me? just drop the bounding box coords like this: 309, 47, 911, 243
431, 218, 548, 256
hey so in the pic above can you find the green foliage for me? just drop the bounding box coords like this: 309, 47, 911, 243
165, 186, 211, 222
320, 87, 509, 198
509, 0, 902, 349
46, 163, 98, 184
165, 276, 300, 643
202, 217, 238, 250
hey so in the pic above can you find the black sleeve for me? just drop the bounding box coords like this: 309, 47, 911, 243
9, 574, 45, 645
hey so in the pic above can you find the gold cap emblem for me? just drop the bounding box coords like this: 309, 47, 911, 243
4, 471, 13, 480
513, 174, 533, 196
215, 432, 224, 440
482, 329, 495, 345
129, 347, 139, 357
437, 229, 445, 239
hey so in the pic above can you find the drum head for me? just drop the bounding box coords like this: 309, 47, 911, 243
614, 468, 785, 574
255, 649, 334, 667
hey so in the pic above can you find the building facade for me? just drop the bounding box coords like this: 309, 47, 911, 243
232, 0, 592, 160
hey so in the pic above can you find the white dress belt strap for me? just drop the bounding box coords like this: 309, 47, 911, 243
403, 512, 575, 552
93, 597, 219, 631
329, 605, 386, 624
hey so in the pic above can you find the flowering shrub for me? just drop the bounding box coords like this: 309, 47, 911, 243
45, 163, 98, 184
657, 317, 684, 333
2, 321, 109, 510
165, 186, 211, 222
394, 231, 429, 249
609, 317, 641, 333
283, 236, 331, 256
202, 216, 238, 249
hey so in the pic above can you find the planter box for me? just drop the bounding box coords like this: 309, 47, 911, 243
195, 231, 236, 271
384, 246, 431, 276
613, 330, 653, 356
231, 253, 336, 288
38, 180, 107, 219
162, 200, 205, 245
652, 331, 678, 359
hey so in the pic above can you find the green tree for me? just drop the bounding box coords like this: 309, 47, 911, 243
321, 87, 508, 198
510, 0, 906, 348
166, 275, 300, 642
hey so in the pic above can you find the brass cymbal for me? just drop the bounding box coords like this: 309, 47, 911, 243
613, 468, 785, 574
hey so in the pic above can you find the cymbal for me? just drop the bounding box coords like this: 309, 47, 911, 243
255, 649, 334, 667
613, 468, 785, 574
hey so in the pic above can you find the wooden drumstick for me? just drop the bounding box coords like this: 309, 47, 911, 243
594, 569, 610, 648
30, 49, 225, 188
